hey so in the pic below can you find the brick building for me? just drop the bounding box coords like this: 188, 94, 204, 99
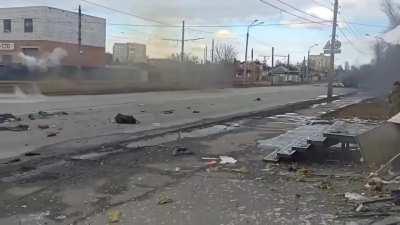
0, 6, 106, 67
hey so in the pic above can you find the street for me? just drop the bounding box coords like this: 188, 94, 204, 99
0, 93, 371, 225
0, 85, 352, 159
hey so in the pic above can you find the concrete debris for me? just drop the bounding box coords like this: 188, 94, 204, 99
28, 111, 68, 120
219, 156, 237, 164
47, 132, 58, 137
108, 210, 122, 224
158, 195, 173, 205
162, 110, 175, 115
115, 113, 138, 124
38, 124, 50, 130
345, 192, 370, 202
0, 113, 20, 124
0, 124, 29, 132
172, 146, 193, 156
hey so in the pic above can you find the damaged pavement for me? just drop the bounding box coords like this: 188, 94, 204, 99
1, 93, 400, 224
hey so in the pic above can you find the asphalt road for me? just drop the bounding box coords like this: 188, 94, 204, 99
0, 85, 353, 159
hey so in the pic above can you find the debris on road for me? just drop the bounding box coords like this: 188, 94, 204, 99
0, 113, 20, 124
158, 195, 173, 205
38, 124, 50, 130
219, 156, 237, 164
345, 192, 370, 202
108, 210, 122, 224
28, 111, 68, 120
162, 110, 175, 115
115, 113, 138, 124
24, 152, 41, 157
192, 110, 200, 114
47, 132, 58, 137
172, 146, 193, 156
255, 97, 262, 101
0, 124, 29, 132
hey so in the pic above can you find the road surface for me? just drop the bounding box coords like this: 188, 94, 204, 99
0, 85, 352, 159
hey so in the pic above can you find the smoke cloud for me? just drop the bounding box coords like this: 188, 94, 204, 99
18, 47, 68, 71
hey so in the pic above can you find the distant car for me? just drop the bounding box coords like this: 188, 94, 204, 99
333, 82, 345, 87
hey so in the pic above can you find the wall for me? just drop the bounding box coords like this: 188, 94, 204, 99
0, 6, 106, 47
0, 40, 105, 67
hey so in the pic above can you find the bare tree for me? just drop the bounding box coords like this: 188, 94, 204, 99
382, 0, 400, 29
214, 43, 238, 64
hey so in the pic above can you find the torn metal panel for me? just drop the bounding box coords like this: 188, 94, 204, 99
324, 121, 377, 144
358, 122, 400, 165
388, 112, 400, 124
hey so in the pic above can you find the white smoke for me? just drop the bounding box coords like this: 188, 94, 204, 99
18, 47, 68, 71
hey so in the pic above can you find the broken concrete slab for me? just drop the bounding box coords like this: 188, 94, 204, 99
358, 122, 400, 166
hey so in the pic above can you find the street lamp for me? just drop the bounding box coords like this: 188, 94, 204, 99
245, 20, 264, 63
306, 43, 319, 81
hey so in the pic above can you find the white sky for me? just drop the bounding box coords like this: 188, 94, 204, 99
0, 0, 397, 66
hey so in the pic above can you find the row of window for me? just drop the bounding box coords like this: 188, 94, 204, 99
3, 19, 33, 33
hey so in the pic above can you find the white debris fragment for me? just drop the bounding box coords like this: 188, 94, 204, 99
344, 192, 369, 202
219, 156, 237, 164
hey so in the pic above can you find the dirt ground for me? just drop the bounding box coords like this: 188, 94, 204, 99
322, 98, 391, 121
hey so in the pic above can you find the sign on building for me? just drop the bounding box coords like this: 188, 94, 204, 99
0, 43, 15, 51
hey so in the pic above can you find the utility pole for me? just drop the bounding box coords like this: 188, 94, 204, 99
327, 0, 339, 99
302, 56, 306, 83
287, 54, 290, 67
251, 48, 254, 62
211, 39, 215, 63
271, 47, 275, 68
78, 5, 82, 51
181, 20, 185, 63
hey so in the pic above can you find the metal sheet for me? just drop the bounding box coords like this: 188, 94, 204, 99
358, 123, 400, 165
388, 113, 400, 125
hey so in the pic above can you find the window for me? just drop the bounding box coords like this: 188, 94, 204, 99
3, 19, 11, 33
2, 55, 12, 65
24, 18, 33, 33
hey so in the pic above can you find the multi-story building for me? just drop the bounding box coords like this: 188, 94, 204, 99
309, 53, 330, 73
0, 6, 106, 67
113, 43, 147, 64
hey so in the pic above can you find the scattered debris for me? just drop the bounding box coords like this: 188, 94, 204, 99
54, 215, 66, 220
0, 113, 20, 124
47, 132, 58, 137
0, 124, 29, 132
366, 177, 384, 192
114, 113, 138, 124
158, 195, 173, 205
162, 110, 175, 115
231, 166, 249, 174
24, 152, 41, 157
38, 124, 50, 130
206, 160, 218, 166
345, 192, 370, 202
371, 216, 400, 225
255, 97, 262, 101
172, 146, 193, 156
28, 111, 68, 120
192, 110, 200, 114
219, 156, 237, 165
108, 210, 122, 223
5, 158, 21, 164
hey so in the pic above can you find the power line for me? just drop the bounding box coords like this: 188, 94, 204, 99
258, 0, 326, 25
310, 0, 333, 10
338, 27, 367, 54
272, 0, 330, 22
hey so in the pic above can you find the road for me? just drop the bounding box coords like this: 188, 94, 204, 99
0, 94, 370, 225
0, 85, 352, 159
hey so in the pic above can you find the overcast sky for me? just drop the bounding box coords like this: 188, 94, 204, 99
1, 0, 397, 66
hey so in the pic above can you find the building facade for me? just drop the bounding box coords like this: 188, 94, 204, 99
309, 53, 330, 73
113, 43, 147, 64
0, 6, 106, 67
